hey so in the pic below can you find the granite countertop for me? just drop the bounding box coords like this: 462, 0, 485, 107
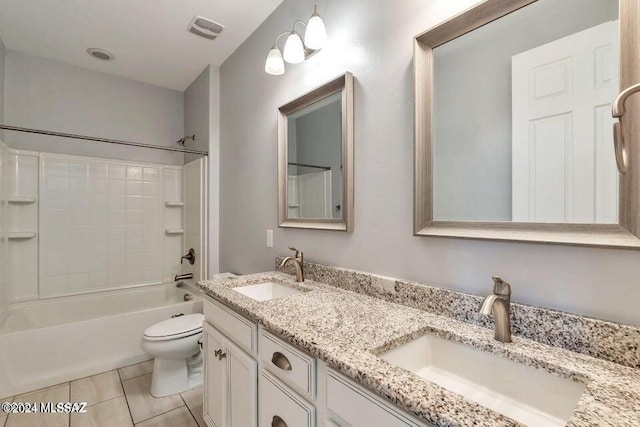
198, 272, 640, 426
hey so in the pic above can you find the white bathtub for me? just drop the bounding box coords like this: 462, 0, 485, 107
0, 283, 203, 398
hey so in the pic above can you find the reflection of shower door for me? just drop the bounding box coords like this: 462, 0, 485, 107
287, 170, 332, 219
512, 21, 619, 223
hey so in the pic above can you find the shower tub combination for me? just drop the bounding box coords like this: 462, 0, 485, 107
0, 283, 202, 399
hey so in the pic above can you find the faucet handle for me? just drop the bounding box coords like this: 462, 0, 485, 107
288, 247, 302, 259
492, 276, 511, 296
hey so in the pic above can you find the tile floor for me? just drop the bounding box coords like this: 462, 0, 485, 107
1, 360, 205, 427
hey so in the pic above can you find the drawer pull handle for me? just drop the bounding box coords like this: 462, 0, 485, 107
218, 352, 227, 360
271, 352, 292, 371
272, 415, 288, 427
214, 349, 222, 357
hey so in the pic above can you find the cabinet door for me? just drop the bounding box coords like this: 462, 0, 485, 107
228, 339, 258, 427
204, 322, 228, 427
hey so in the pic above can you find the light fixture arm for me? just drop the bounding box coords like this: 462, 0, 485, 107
272, 31, 290, 49
292, 20, 307, 34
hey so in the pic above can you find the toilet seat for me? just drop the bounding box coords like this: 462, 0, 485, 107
143, 313, 204, 342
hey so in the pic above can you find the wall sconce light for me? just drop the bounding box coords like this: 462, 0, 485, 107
265, 5, 328, 75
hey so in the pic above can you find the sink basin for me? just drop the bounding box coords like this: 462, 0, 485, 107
380, 334, 586, 426
233, 282, 302, 302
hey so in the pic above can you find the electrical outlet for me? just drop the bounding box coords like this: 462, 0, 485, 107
266, 229, 274, 248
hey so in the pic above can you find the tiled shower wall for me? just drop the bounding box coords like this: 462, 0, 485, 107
3, 151, 204, 301
40, 154, 165, 296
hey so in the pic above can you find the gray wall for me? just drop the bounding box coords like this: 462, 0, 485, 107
4, 50, 184, 165
290, 98, 342, 217
184, 65, 221, 275
184, 67, 210, 165
433, 0, 618, 221
219, 0, 640, 326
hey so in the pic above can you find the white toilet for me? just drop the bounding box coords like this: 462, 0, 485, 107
142, 313, 204, 397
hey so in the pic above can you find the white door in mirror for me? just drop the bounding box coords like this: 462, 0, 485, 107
512, 20, 619, 224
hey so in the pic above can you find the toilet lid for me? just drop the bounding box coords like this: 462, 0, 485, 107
143, 313, 204, 341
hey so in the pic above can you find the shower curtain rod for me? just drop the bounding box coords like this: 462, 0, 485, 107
0, 125, 209, 156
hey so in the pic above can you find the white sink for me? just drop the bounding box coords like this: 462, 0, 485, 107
380, 334, 586, 426
233, 282, 302, 302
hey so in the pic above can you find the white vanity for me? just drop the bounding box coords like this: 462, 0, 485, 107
195, 269, 640, 426
202, 294, 427, 427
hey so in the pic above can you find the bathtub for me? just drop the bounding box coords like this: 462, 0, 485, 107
0, 283, 203, 398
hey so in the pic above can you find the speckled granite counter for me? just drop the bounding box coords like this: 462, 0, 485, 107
199, 272, 640, 426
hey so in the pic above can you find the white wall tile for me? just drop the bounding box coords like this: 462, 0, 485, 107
110, 195, 126, 210
88, 178, 108, 193
142, 211, 160, 224
69, 163, 87, 177
89, 164, 107, 178
126, 166, 142, 181
48, 175, 69, 192
109, 226, 125, 240
40, 155, 168, 296
109, 179, 126, 195
143, 168, 159, 182
110, 210, 126, 225
108, 165, 126, 180
143, 182, 159, 196
126, 181, 142, 196
47, 161, 69, 176
69, 176, 87, 193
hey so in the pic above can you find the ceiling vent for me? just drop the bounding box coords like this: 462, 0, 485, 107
188, 16, 224, 40
87, 48, 115, 61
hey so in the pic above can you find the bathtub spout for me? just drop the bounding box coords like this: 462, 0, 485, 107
175, 273, 193, 282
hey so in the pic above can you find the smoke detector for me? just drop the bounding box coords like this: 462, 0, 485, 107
188, 15, 224, 40
86, 48, 115, 61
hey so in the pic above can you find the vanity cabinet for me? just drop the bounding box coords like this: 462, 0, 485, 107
203, 321, 257, 427
326, 370, 426, 427
203, 295, 427, 427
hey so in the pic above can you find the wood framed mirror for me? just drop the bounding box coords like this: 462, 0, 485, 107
278, 72, 354, 231
414, 0, 640, 248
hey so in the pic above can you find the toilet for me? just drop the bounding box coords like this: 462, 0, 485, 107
142, 313, 204, 397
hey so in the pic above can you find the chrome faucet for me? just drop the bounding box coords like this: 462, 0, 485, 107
279, 247, 304, 282
479, 276, 512, 343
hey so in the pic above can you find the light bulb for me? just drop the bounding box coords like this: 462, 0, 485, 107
265, 47, 285, 75
283, 31, 305, 64
304, 9, 327, 50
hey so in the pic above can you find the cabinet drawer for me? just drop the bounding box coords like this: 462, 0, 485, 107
259, 330, 316, 399
259, 371, 315, 427
326, 370, 425, 427
204, 296, 257, 356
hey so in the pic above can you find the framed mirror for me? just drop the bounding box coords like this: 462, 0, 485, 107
414, 0, 640, 248
278, 72, 354, 231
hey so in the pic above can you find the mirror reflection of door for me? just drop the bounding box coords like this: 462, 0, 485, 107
286, 92, 342, 220
432, 0, 619, 224
512, 20, 619, 223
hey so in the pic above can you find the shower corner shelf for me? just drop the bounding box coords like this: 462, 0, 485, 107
165, 228, 185, 235
8, 196, 37, 204
8, 231, 37, 240
165, 201, 185, 207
